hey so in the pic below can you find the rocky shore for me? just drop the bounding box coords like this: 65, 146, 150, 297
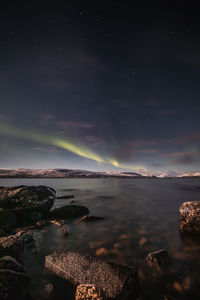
0, 185, 200, 299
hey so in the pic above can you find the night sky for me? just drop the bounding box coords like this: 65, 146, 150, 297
0, 2, 200, 175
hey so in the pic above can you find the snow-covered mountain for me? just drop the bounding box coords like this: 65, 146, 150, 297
0, 168, 199, 178
0, 168, 144, 178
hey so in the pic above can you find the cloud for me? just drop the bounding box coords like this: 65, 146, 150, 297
162, 151, 198, 157
38, 114, 55, 126
56, 121, 94, 129
135, 149, 158, 154
32, 146, 61, 153
172, 155, 197, 165
170, 134, 200, 146
84, 135, 105, 147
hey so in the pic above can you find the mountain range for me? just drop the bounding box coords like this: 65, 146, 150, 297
0, 168, 199, 178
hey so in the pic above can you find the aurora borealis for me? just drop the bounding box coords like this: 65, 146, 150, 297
0, 2, 200, 175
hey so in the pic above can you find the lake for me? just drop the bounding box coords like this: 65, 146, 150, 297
1, 177, 200, 299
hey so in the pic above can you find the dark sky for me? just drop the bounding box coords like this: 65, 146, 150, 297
0, 1, 200, 175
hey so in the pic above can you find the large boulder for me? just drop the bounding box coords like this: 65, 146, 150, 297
0, 229, 44, 259
50, 205, 89, 219
179, 201, 200, 234
0, 185, 55, 211
0, 256, 29, 300
45, 249, 140, 299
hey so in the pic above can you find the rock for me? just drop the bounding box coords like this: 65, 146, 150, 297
45, 249, 140, 299
95, 247, 109, 257
0, 256, 29, 300
0, 185, 55, 211
0, 256, 25, 273
173, 281, 183, 293
0, 229, 44, 258
0, 207, 44, 227
0, 234, 23, 259
22, 229, 44, 254
50, 220, 70, 236
56, 194, 74, 199
75, 284, 102, 300
179, 201, 200, 234
138, 237, 147, 246
50, 205, 89, 219
36, 220, 49, 227
145, 249, 171, 271
74, 215, 105, 224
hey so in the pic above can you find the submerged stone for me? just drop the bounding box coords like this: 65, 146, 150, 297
179, 201, 200, 234
45, 249, 140, 299
145, 249, 171, 271
50, 205, 89, 219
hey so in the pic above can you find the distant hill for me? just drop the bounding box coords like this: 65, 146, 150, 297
0, 168, 145, 178
0, 168, 199, 178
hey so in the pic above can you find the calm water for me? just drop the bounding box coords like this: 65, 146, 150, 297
1, 178, 200, 299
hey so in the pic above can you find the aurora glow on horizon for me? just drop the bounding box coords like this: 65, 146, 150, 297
0, 122, 146, 171
0, 2, 200, 175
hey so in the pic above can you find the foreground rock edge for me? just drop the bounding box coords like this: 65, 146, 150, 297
45, 248, 140, 299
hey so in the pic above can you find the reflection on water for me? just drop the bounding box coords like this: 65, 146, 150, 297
1, 177, 200, 299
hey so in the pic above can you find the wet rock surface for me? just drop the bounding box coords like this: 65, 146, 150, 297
0, 186, 55, 229
50, 204, 89, 219
179, 201, 200, 234
45, 249, 140, 299
56, 194, 74, 199
0, 233, 23, 259
145, 249, 171, 271
0, 207, 44, 227
0, 185, 55, 210
0, 229, 45, 259
0, 256, 26, 273
0, 256, 29, 300
50, 220, 70, 236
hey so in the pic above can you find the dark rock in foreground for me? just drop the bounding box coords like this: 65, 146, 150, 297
0, 256, 29, 300
145, 249, 171, 271
0, 185, 55, 210
0, 229, 44, 259
0, 256, 26, 273
51, 205, 89, 219
179, 201, 200, 234
0, 207, 44, 227
45, 249, 140, 299
0, 233, 23, 259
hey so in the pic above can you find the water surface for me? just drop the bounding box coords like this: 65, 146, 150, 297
1, 178, 200, 299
